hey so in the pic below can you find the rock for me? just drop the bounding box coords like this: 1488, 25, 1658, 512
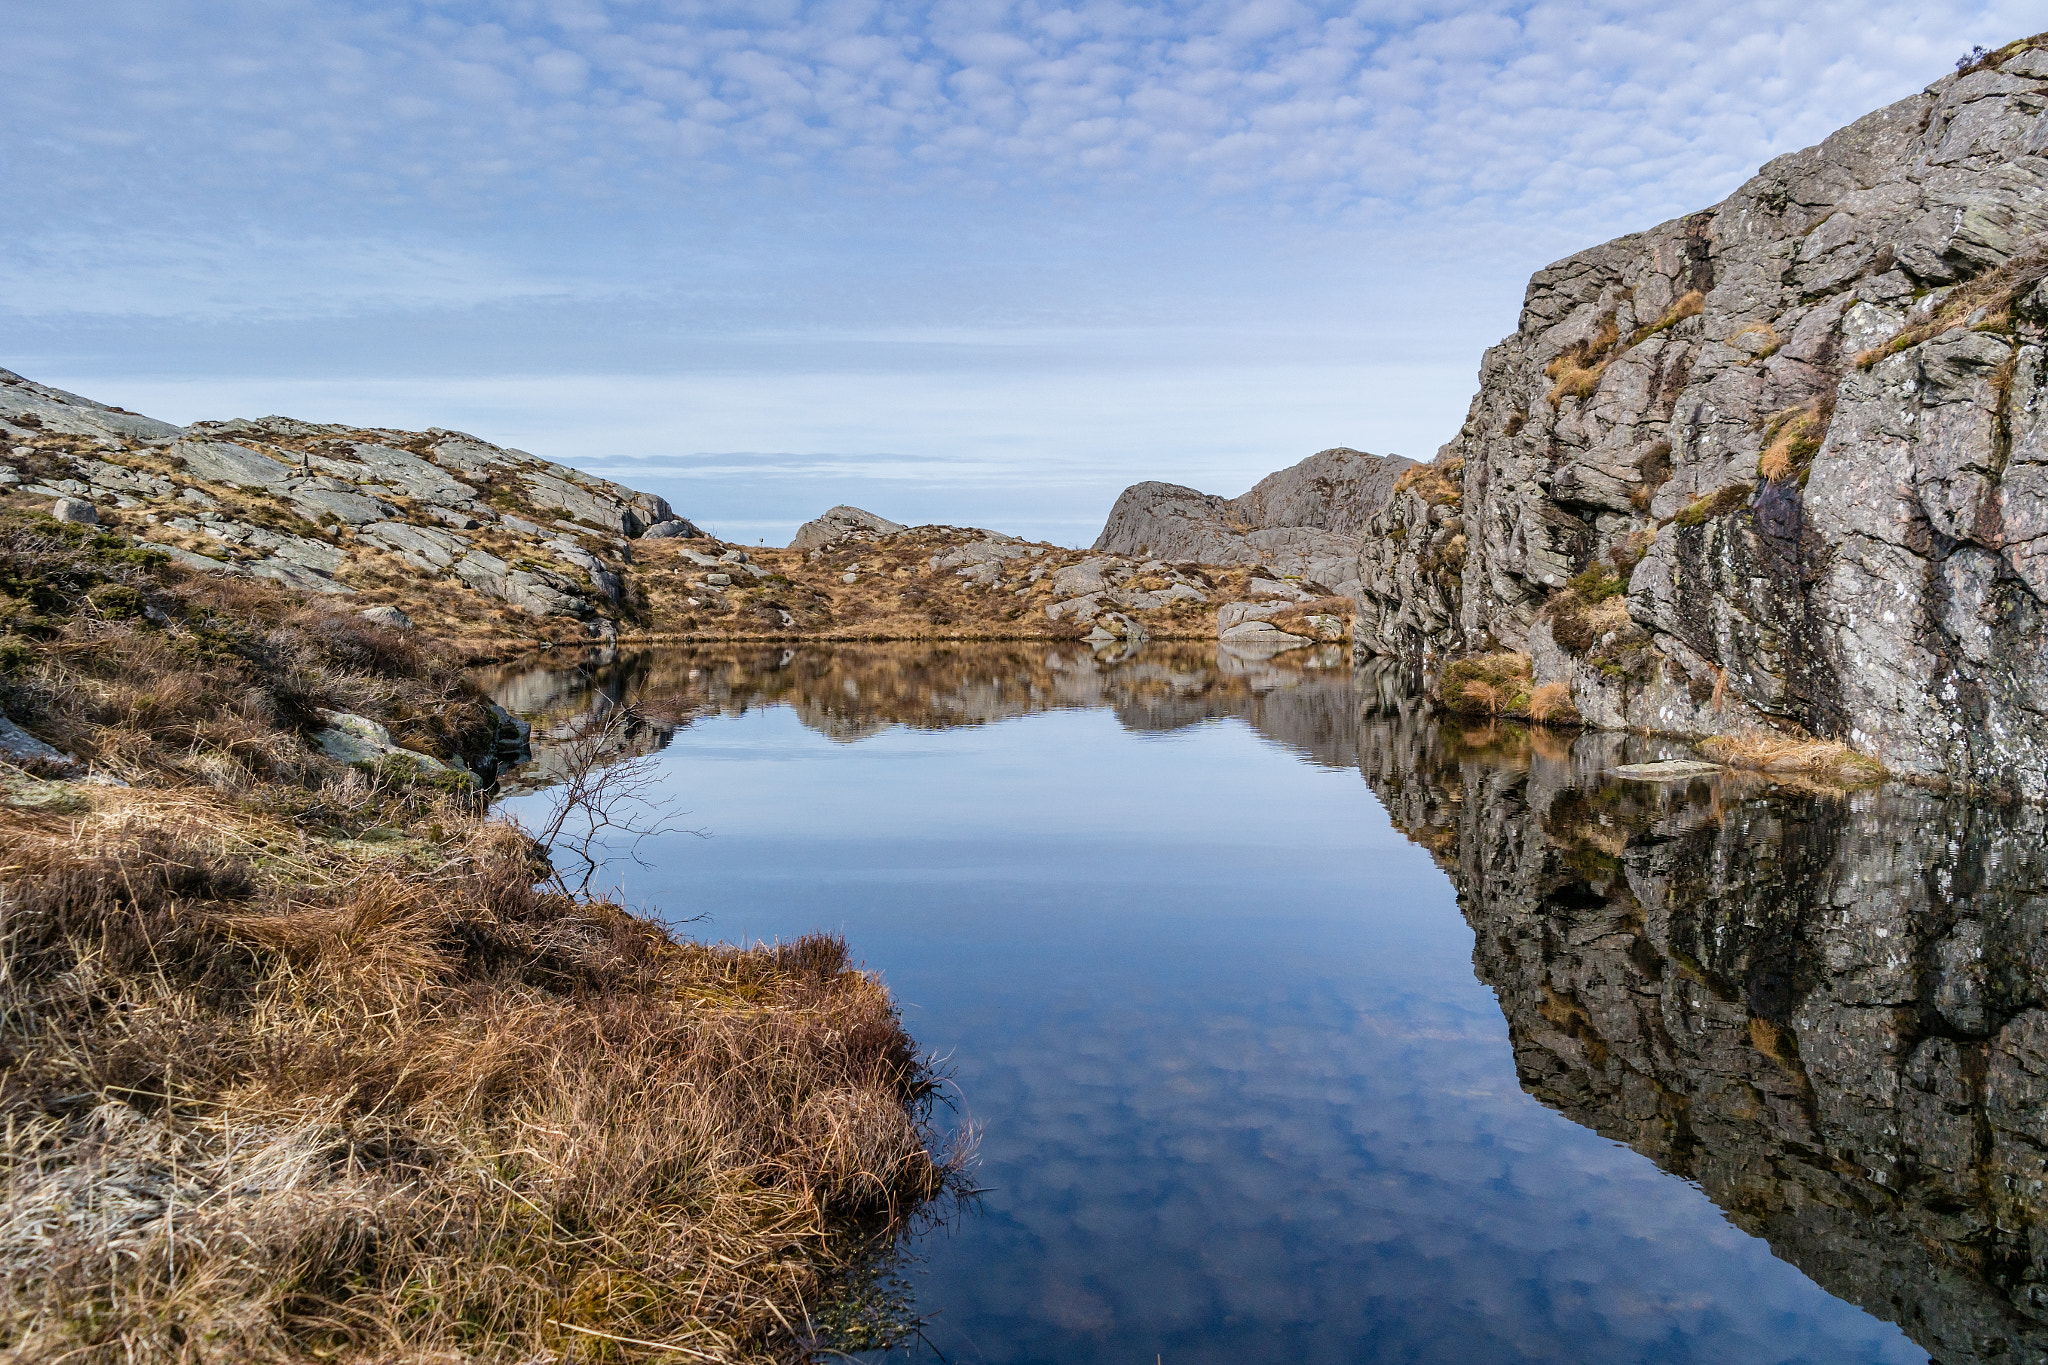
1350, 42, 2048, 799
0, 715, 81, 775
311, 709, 457, 774
51, 497, 97, 524
1093, 447, 1412, 596
1219, 619, 1314, 653
639, 517, 703, 539
288, 487, 397, 525
1610, 760, 1723, 780
790, 505, 906, 551
0, 368, 183, 442
172, 439, 295, 488
247, 559, 355, 595
357, 520, 469, 572
359, 604, 415, 630
705, 572, 733, 587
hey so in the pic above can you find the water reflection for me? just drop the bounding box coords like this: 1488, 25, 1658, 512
481, 643, 2048, 1363
1368, 723, 2048, 1365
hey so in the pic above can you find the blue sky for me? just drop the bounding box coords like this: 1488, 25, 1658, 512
5, 1, 2037, 544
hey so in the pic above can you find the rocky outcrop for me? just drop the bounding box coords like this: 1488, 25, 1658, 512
0, 369, 698, 636
1095, 447, 1412, 599
1354, 34, 2048, 798
1357, 720, 2048, 1364
789, 504, 906, 551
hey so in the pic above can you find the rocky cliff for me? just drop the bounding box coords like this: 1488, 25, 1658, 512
1095, 446, 1412, 599
1354, 33, 2048, 799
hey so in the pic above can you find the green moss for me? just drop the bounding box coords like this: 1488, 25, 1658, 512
1673, 484, 1751, 528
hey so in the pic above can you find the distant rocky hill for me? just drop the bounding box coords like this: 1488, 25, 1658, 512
1092, 446, 1412, 599
1352, 32, 2048, 799
0, 368, 696, 646
0, 375, 1359, 657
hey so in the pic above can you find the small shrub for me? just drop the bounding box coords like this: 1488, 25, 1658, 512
1565, 565, 1626, 603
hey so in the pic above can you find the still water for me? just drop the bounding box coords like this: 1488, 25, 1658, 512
484, 643, 2048, 1365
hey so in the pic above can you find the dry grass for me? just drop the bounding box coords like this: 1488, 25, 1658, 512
1730, 321, 1782, 361
1527, 680, 1578, 725
0, 513, 958, 1362
1627, 290, 1705, 347
1756, 400, 1831, 483
1441, 651, 1533, 717
1391, 455, 1465, 508
0, 812, 955, 1364
1700, 732, 1885, 782
0, 510, 494, 793
1544, 313, 1621, 408
1853, 238, 2048, 369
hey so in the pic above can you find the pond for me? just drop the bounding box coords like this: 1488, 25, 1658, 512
483, 642, 2048, 1365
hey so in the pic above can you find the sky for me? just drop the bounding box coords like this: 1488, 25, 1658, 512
4, 2, 2038, 545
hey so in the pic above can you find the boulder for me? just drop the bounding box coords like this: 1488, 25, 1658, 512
359, 605, 416, 630
1092, 448, 1412, 597
312, 709, 458, 774
790, 505, 906, 551
172, 439, 295, 488
640, 517, 703, 539
51, 497, 97, 524
0, 715, 81, 775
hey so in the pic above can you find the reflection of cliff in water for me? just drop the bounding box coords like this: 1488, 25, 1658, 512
1358, 718, 2048, 1365
476, 642, 1375, 774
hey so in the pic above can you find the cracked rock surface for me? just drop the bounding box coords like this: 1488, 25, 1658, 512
1353, 37, 2048, 797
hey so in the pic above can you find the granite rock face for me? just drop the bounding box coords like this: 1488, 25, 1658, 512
1354, 37, 2048, 798
1360, 713, 2048, 1364
0, 371, 695, 631
1095, 447, 1413, 599
789, 505, 906, 551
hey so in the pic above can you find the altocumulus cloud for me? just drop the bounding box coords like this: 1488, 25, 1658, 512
7, 1, 2038, 261
1, 1, 2037, 544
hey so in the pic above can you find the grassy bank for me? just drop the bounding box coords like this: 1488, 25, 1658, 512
0, 510, 955, 1362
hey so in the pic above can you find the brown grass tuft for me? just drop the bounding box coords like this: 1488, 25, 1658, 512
1700, 732, 1885, 782
1441, 651, 1533, 717
1854, 238, 2048, 369
1527, 679, 1578, 725
1756, 399, 1832, 483
1392, 455, 1465, 507
1626, 290, 1705, 347
1544, 313, 1621, 408
0, 808, 957, 1363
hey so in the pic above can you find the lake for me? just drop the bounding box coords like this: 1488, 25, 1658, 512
484, 642, 2048, 1365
